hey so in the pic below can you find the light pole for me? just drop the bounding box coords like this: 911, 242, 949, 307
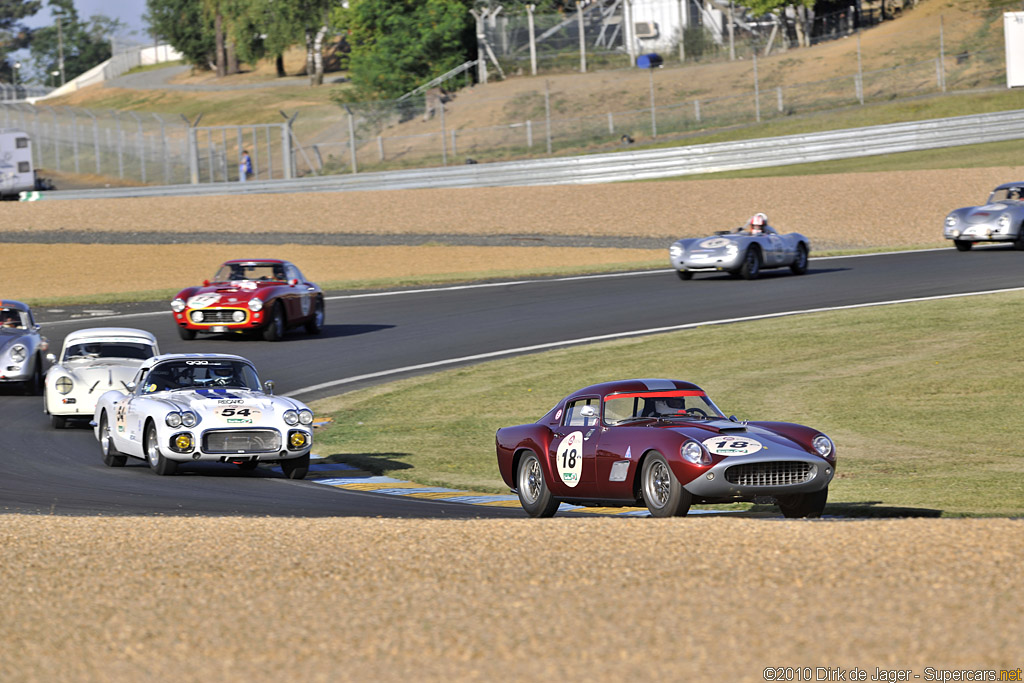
13, 62, 20, 88
51, 70, 60, 88
54, 9, 66, 85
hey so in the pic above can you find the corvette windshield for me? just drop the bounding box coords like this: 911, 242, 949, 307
64, 341, 155, 362
141, 360, 260, 393
603, 391, 723, 425
212, 263, 286, 283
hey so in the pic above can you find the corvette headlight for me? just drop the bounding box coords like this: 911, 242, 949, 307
55, 376, 74, 394
181, 411, 198, 428
232, 310, 245, 322
298, 409, 314, 425
998, 214, 1011, 231
289, 431, 308, 449
945, 215, 958, 228
174, 434, 193, 450
165, 412, 182, 428
10, 345, 26, 363
248, 298, 264, 312
681, 440, 711, 466
171, 298, 186, 312
813, 435, 834, 458
283, 409, 299, 426
190, 310, 204, 323
669, 244, 683, 258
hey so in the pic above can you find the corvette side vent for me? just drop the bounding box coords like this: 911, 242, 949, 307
724, 461, 814, 487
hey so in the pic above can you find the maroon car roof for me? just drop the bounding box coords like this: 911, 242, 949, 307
566, 379, 705, 399
221, 259, 289, 265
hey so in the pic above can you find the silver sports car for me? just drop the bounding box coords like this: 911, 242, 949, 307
669, 219, 810, 280
944, 182, 1024, 251
0, 300, 48, 394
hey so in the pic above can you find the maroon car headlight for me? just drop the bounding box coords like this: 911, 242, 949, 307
171, 298, 186, 313
681, 440, 711, 466
813, 435, 834, 459
247, 298, 263, 312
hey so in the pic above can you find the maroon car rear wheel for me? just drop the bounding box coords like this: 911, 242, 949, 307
641, 452, 691, 517
517, 451, 559, 518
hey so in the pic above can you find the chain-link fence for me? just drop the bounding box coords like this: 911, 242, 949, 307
0, 7, 1010, 186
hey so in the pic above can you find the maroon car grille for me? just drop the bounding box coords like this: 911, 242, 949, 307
195, 308, 243, 323
724, 462, 814, 487
202, 429, 281, 454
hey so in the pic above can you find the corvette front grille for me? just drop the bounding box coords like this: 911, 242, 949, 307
202, 429, 281, 454
724, 461, 814, 487
193, 308, 246, 324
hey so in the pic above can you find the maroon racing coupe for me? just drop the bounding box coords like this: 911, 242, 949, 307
496, 379, 835, 518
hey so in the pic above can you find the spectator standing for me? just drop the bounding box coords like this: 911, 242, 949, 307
239, 150, 253, 182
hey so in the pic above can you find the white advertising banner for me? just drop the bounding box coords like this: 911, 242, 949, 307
1005, 12, 1024, 87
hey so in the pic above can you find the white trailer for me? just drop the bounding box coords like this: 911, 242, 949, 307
0, 128, 36, 199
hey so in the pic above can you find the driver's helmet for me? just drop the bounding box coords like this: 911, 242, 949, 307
653, 397, 686, 414
749, 213, 768, 233
213, 366, 235, 380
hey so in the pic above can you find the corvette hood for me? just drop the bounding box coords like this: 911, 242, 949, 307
160, 388, 283, 413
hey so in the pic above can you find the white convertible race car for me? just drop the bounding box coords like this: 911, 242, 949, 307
93, 353, 313, 478
44, 327, 158, 429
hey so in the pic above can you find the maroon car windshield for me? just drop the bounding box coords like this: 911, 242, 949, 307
603, 390, 723, 425
212, 263, 286, 283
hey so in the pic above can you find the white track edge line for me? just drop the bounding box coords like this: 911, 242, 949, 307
284, 285, 1024, 398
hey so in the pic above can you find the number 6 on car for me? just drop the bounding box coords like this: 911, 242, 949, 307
496, 379, 835, 518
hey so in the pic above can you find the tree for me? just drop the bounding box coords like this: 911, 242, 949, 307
0, 0, 41, 83
346, 0, 473, 100
146, 0, 217, 70
27, 0, 124, 84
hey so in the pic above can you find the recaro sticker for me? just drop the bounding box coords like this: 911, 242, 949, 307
556, 431, 584, 488
702, 436, 763, 456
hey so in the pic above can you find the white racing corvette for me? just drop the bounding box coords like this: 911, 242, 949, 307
93, 353, 313, 478
44, 327, 158, 429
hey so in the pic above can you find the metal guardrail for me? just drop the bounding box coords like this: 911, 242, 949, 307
21, 109, 1024, 201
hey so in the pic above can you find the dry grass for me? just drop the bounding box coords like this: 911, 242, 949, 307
0, 243, 660, 302
1, 516, 1020, 681
8, 165, 1020, 243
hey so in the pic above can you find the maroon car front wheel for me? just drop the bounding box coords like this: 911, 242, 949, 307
641, 452, 691, 517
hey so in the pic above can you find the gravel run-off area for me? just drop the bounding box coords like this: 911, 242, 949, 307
1, 516, 1021, 682
3, 166, 1022, 300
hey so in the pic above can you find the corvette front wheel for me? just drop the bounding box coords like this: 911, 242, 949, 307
280, 453, 309, 480
777, 487, 828, 518
641, 452, 691, 517
676, 270, 693, 281
517, 451, 559, 518
145, 421, 177, 476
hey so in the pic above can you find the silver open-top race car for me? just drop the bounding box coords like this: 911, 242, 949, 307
44, 327, 159, 429
94, 353, 313, 478
0, 300, 48, 394
943, 182, 1024, 251
669, 213, 810, 280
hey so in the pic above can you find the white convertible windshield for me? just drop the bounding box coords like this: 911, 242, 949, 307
141, 360, 260, 393
603, 391, 723, 425
212, 262, 286, 283
64, 341, 155, 362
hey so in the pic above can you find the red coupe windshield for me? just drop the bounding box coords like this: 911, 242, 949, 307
212, 263, 286, 283
603, 391, 723, 424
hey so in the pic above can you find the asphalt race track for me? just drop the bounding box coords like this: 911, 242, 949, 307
2, 246, 1022, 516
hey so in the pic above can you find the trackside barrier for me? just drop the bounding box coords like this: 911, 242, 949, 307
20, 108, 1024, 201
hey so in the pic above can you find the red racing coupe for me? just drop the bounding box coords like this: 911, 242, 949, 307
172, 259, 325, 341
496, 379, 835, 518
